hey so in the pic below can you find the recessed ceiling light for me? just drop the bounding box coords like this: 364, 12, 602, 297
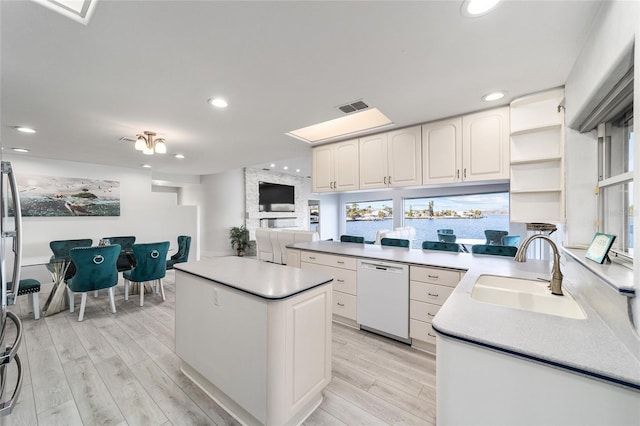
296, 169, 301, 173
461, 0, 501, 17
174, 154, 185, 159
283, 166, 289, 170
482, 91, 505, 101
270, 163, 275, 168
11, 148, 29, 153
141, 164, 152, 168
208, 98, 228, 108
287, 108, 393, 144
15, 126, 36, 134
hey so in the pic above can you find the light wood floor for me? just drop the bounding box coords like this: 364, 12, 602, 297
2, 271, 436, 426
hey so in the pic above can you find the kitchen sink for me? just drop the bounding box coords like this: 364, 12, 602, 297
471, 275, 586, 319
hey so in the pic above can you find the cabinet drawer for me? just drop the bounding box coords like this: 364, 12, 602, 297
333, 291, 356, 320
410, 281, 454, 305
410, 300, 440, 323
301, 262, 357, 295
301, 251, 357, 270
410, 319, 437, 344
410, 265, 461, 287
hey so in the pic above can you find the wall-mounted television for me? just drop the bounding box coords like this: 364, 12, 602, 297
259, 181, 295, 212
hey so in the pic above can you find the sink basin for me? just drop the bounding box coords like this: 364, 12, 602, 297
471, 275, 586, 319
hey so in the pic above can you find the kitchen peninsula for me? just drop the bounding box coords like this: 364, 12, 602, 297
174, 257, 333, 426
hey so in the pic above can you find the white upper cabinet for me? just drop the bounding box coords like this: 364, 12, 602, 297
462, 107, 510, 182
312, 139, 359, 193
360, 126, 422, 189
422, 117, 462, 184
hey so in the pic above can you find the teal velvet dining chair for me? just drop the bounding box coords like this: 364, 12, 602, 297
101, 236, 136, 272
340, 235, 365, 244
484, 230, 508, 245
380, 238, 410, 248
471, 244, 517, 257
49, 239, 93, 281
124, 241, 170, 306
166, 236, 191, 270
422, 241, 461, 252
7, 279, 41, 320
438, 233, 457, 243
67, 244, 120, 321
437, 229, 454, 235
501, 235, 521, 247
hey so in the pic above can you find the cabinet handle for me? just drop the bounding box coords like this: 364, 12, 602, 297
456, 169, 460, 179
427, 312, 435, 317
333, 181, 337, 189
427, 292, 439, 297
308, 256, 316, 260
337, 302, 345, 307
388, 176, 391, 184
336, 261, 345, 264
428, 332, 437, 338
383, 176, 387, 184
427, 274, 439, 279
330, 181, 334, 189
463, 168, 467, 178
336, 279, 345, 282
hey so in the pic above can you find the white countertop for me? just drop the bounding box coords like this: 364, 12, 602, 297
290, 241, 640, 391
174, 256, 333, 300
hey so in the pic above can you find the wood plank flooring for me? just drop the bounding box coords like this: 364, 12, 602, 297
2, 271, 437, 425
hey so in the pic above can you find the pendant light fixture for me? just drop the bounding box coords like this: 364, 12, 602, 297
135, 131, 167, 155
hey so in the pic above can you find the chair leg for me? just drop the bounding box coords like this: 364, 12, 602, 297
159, 279, 165, 302
94, 290, 98, 298
108, 287, 116, 314
78, 293, 87, 322
139, 282, 144, 307
69, 290, 75, 313
32, 293, 40, 320
124, 279, 129, 301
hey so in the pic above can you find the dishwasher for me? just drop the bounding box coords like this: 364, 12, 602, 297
357, 259, 410, 343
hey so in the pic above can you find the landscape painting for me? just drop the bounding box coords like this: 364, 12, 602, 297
17, 174, 120, 217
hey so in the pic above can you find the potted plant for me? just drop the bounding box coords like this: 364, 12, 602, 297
229, 225, 250, 256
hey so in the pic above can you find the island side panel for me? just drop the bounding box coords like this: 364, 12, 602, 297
175, 270, 268, 423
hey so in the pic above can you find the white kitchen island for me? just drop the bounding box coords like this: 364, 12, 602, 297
174, 257, 333, 426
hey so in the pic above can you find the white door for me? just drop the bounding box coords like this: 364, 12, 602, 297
462, 107, 510, 182
334, 139, 359, 191
359, 133, 388, 189
422, 118, 462, 184
387, 125, 422, 187
312, 145, 334, 192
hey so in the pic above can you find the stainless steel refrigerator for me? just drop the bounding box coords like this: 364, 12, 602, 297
0, 160, 23, 414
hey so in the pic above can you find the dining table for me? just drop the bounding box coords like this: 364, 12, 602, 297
455, 238, 487, 253
22, 255, 71, 317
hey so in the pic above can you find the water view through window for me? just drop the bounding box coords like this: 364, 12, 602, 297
404, 192, 509, 248
345, 200, 393, 243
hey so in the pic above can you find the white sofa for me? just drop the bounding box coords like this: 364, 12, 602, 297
374, 227, 416, 245
255, 228, 319, 265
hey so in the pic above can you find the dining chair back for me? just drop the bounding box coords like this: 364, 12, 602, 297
7, 279, 41, 320
437, 229, 454, 235
484, 230, 508, 245
471, 244, 517, 257
67, 244, 120, 321
167, 235, 191, 270
438, 233, 457, 243
380, 238, 410, 248
422, 241, 461, 252
124, 241, 170, 306
340, 235, 365, 244
101, 236, 136, 272
501, 235, 521, 247
49, 239, 93, 281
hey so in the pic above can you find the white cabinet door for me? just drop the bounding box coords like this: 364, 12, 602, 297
359, 133, 388, 189
312, 145, 334, 192
388, 125, 422, 187
334, 139, 359, 191
462, 107, 510, 182
422, 118, 462, 184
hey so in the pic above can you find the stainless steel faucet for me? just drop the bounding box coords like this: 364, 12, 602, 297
514, 234, 564, 296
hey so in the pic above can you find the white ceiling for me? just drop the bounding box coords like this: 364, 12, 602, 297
1, 0, 603, 179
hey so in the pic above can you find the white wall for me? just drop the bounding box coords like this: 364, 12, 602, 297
563, 0, 639, 329
181, 168, 245, 258
5, 154, 197, 260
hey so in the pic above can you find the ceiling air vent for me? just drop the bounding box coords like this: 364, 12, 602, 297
337, 99, 369, 114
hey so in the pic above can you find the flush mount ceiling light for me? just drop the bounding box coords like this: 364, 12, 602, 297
287, 108, 393, 144
11, 148, 29, 153
134, 131, 167, 155
174, 154, 185, 159
31, 0, 98, 25
461, 0, 501, 17
15, 126, 36, 134
141, 164, 152, 169
482, 91, 506, 101
208, 98, 228, 108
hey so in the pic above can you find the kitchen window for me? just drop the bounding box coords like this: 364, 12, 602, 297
344, 199, 393, 243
